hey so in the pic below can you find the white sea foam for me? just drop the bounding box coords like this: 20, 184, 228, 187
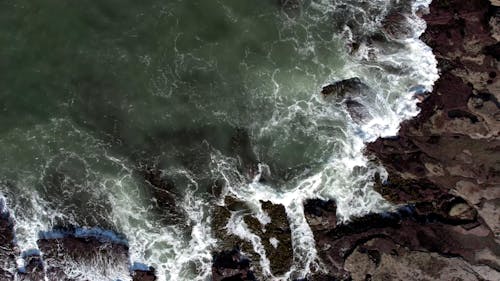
226, 211, 273, 277
50, 254, 131, 281
0, 193, 19, 279
0, 193, 6, 215
269, 237, 279, 248
107, 166, 217, 281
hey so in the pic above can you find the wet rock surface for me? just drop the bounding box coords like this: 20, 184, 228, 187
140, 165, 186, 225
132, 270, 157, 281
0, 218, 155, 281
18, 254, 45, 281
0, 212, 16, 281
279, 0, 302, 18
243, 201, 293, 276
321, 78, 369, 100
37, 235, 130, 281
322, 78, 374, 123
212, 197, 293, 279
212, 248, 257, 281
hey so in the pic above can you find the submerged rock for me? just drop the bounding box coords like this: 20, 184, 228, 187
321, 78, 369, 101
229, 128, 260, 181
344, 98, 372, 124
279, 0, 301, 17
321, 78, 374, 123
140, 165, 185, 225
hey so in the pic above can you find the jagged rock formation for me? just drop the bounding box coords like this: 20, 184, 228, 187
212, 197, 293, 279
305, 201, 500, 280
321, 78, 374, 123
300, 0, 500, 280
38, 235, 130, 281
367, 0, 500, 238
0, 216, 153, 281
301, 0, 500, 280
344, 237, 498, 280
243, 201, 293, 276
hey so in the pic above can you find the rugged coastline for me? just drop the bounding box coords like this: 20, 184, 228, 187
316, 0, 500, 279
185, 0, 500, 279
212, 0, 499, 279
0, 0, 498, 280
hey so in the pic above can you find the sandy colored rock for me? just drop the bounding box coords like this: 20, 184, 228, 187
479, 199, 500, 237
345, 238, 500, 281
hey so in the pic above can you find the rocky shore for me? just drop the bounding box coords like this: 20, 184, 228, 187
207, 1, 500, 279
0, 0, 498, 280
212, 0, 500, 280
334, 0, 500, 279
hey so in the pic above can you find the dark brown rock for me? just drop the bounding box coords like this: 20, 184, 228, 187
211, 198, 262, 278
17, 254, 44, 281
38, 236, 130, 281
321, 78, 369, 100
321, 78, 374, 123
312, 0, 500, 280
308, 203, 500, 279
304, 199, 337, 232
243, 201, 293, 276
211, 198, 293, 279
312, 0, 500, 266
212, 248, 256, 281
366, 0, 500, 236
132, 270, 157, 281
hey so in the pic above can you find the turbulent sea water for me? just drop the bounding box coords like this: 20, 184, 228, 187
0, 0, 438, 280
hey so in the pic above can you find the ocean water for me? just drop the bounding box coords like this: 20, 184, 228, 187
0, 0, 438, 280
